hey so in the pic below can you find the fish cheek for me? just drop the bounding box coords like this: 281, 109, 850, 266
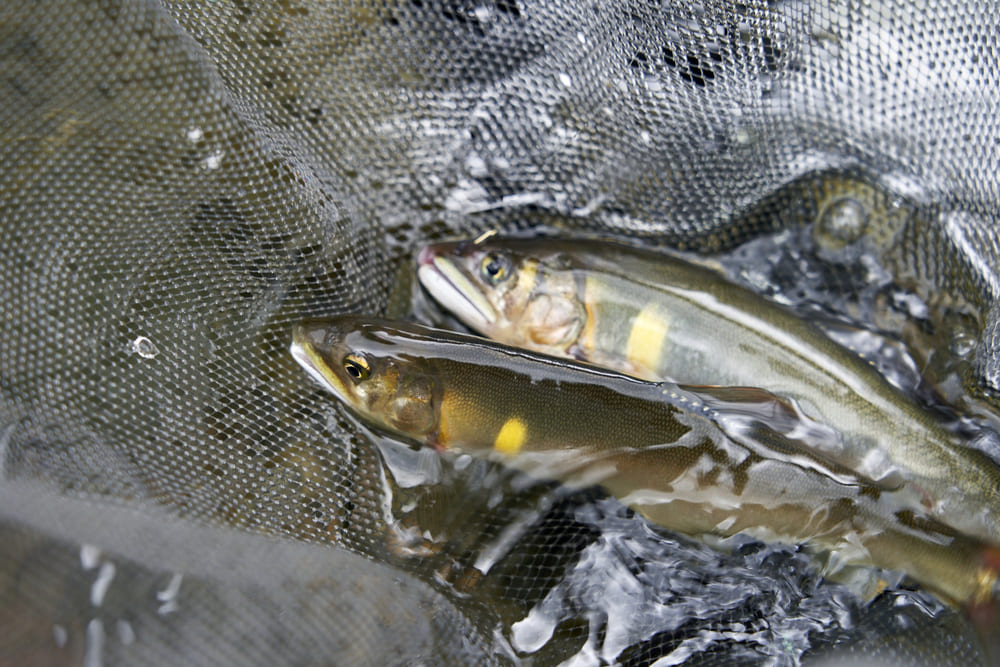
388, 375, 439, 437
523, 294, 583, 348
354, 366, 392, 415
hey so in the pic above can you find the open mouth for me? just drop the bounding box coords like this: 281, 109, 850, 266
416, 248, 498, 332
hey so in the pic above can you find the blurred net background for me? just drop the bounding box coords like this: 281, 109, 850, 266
2, 0, 999, 664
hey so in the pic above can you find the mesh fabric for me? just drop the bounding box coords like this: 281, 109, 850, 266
2, 0, 998, 664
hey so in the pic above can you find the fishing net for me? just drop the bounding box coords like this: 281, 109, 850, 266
2, 0, 998, 664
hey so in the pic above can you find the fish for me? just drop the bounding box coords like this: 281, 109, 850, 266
416, 236, 1000, 546
290, 315, 1000, 606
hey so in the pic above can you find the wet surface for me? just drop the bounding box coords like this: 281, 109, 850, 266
402, 208, 1000, 664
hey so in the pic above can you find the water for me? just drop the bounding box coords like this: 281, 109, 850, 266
357, 402, 987, 664
720, 222, 1000, 454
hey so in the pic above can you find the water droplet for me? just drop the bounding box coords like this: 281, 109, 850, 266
80, 544, 101, 570
116, 620, 135, 646
464, 153, 488, 177
129, 336, 159, 359
185, 127, 203, 143
732, 124, 755, 146
815, 196, 869, 247
204, 150, 224, 170
473, 4, 492, 24
84, 618, 104, 667
90, 562, 116, 607
157, 573, 183, 615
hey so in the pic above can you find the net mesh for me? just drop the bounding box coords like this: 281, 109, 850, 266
2, 0, 999, 664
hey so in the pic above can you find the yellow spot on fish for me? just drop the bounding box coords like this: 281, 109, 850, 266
626, 305, 668, 373
494, 417, 528, 455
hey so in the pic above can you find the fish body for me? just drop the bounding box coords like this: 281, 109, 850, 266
416, 237, 1000, 545
291, 316, 1000, 605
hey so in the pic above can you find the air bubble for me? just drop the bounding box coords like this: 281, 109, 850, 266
129, 336, 159, 359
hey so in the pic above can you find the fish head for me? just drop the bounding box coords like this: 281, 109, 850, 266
291, 317, 441, 442
417, 236, 584, 353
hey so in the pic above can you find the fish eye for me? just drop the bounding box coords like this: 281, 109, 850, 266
480, 252, 511, 285
343, 353, 370, 382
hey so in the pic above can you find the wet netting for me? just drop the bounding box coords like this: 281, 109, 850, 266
2, 1, 999, 664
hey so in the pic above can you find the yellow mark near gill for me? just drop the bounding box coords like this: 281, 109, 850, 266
974, 564, 998, 605
520, 259, 539, 291
494, 417, 528, 455
580, 276, 601, 357
626, 305, 668, 373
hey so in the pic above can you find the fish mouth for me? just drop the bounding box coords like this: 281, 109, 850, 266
417, 247, 499, 332
290, 323, 350, 399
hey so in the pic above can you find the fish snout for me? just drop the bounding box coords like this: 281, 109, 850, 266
292, 318, 353, 357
